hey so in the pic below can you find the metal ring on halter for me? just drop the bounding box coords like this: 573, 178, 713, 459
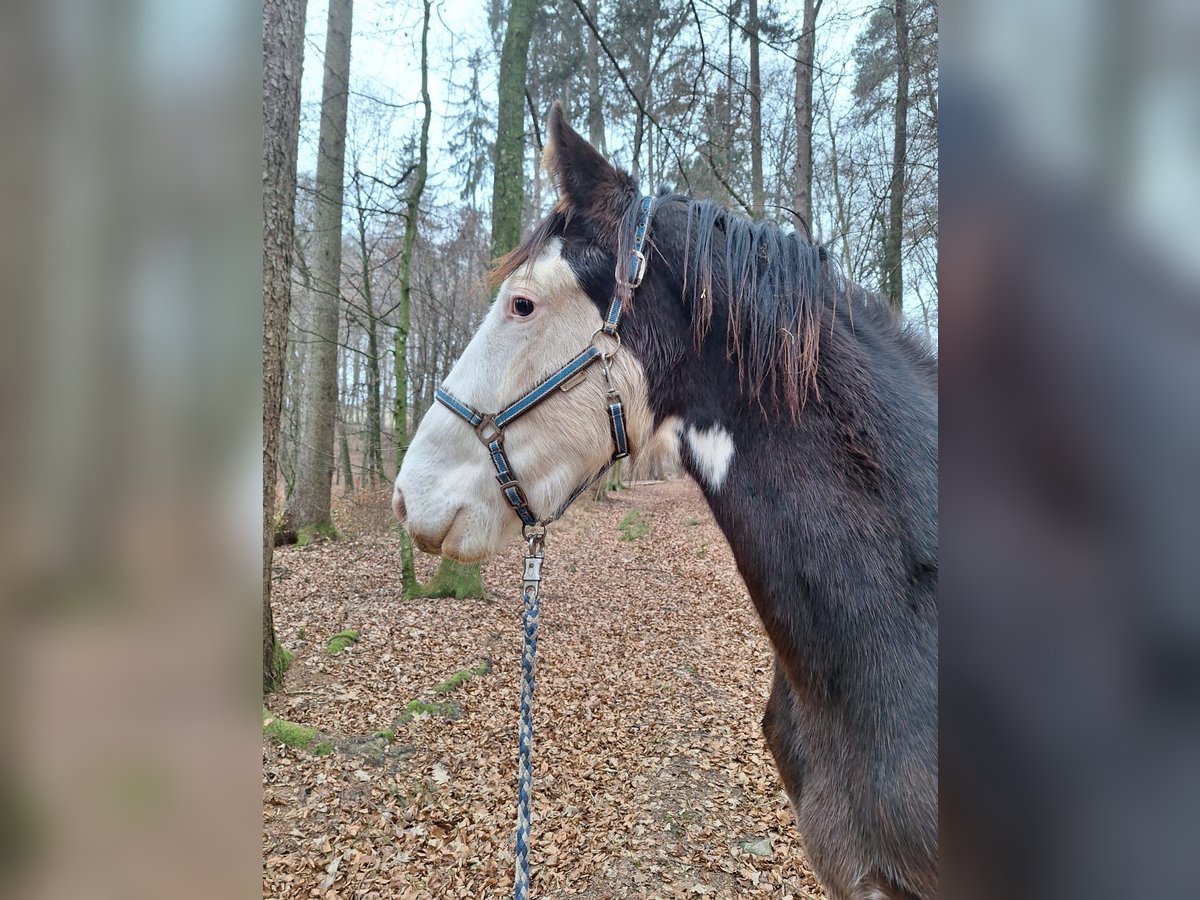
590, 327, 621, 360
474, 414, 502, 444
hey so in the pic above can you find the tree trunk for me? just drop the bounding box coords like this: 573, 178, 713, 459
395, 0, 431, 474
354, 175, 384, 484
828, 120, 854, 274
282, 261, 309, 500
489, 0, 536, 262
820, 73, 855, 274
748, 0, 764, 218
395, 0, 432, 596
632, 113, 644, 177
339, 416, 354, 494
646, 453, 664, 482
287, 0, 352, 531
586, 0, 605, 153
726, 10, 734, 170
883, 0, 910, 315
263, 0, 308, 694
414, 0, 535, 600
793, 0, 820, 232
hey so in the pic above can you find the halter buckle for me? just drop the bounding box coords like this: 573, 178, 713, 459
627, 250, 647, 288
498, 478, 530, 511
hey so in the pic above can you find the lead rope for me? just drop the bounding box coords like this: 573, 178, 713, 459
514, 529, 545, 900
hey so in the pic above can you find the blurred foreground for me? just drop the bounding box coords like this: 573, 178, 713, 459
941, 1, 1200, 897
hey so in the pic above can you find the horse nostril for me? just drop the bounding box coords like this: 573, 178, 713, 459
392, 486, 407, 522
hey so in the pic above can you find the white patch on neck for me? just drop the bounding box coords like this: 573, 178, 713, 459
685, 423, 735, 490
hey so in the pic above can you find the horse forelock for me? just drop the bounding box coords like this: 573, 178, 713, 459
488, 207, 569, 289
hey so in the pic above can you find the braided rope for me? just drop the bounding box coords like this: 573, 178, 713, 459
514, 545, 543, 899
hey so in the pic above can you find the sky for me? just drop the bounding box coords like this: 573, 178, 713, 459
298, 0, 492, 187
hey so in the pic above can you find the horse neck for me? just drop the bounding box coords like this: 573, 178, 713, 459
655, 304, 938, 701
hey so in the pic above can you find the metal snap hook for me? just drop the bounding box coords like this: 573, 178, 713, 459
522, 524, 546, 556
600, 356, 623, 397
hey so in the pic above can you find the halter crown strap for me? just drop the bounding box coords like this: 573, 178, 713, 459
602, 194, 655, 336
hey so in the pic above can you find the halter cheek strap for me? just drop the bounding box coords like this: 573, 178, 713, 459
433, 344, 612, 528
433, 194, 654, 530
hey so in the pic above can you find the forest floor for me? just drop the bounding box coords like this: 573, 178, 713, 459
264, 479, 825, 899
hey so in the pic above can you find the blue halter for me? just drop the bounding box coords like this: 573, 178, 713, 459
433, 194, 655, 531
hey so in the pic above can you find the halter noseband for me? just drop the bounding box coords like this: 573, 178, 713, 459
433, 194, 655, 534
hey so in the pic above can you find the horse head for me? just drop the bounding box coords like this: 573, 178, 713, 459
394, 104, 657, 561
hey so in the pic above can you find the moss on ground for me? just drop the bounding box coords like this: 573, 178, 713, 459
263, 710, 337, 756
397, 699, 460, 724
406, 558, 486, 600
398, 527, 485, 600
326, 629, 359, 655
296, 521, 339, 547
265, 642, 295, 693
434, 663, 489, 694
619, 509, 649, 541
263, 714, 320, 751
603, 461, 625, 492
275, 644, 294, 673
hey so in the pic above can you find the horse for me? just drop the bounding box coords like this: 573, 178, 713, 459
394, 102, 938, 900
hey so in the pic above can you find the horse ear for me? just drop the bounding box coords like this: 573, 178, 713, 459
542, 101, 629, 211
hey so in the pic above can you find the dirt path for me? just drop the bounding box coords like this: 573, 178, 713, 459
264, 480, 825, 899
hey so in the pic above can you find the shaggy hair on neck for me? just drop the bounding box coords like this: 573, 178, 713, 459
680, 198, 850, 416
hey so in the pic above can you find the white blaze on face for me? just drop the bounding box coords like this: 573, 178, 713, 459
684, 423, 736, 491
394, 238, 652, 562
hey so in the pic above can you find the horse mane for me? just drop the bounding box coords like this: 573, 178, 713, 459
680, 198, 847, 417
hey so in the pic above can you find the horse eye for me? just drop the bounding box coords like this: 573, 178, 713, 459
512, 296, 535, 318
